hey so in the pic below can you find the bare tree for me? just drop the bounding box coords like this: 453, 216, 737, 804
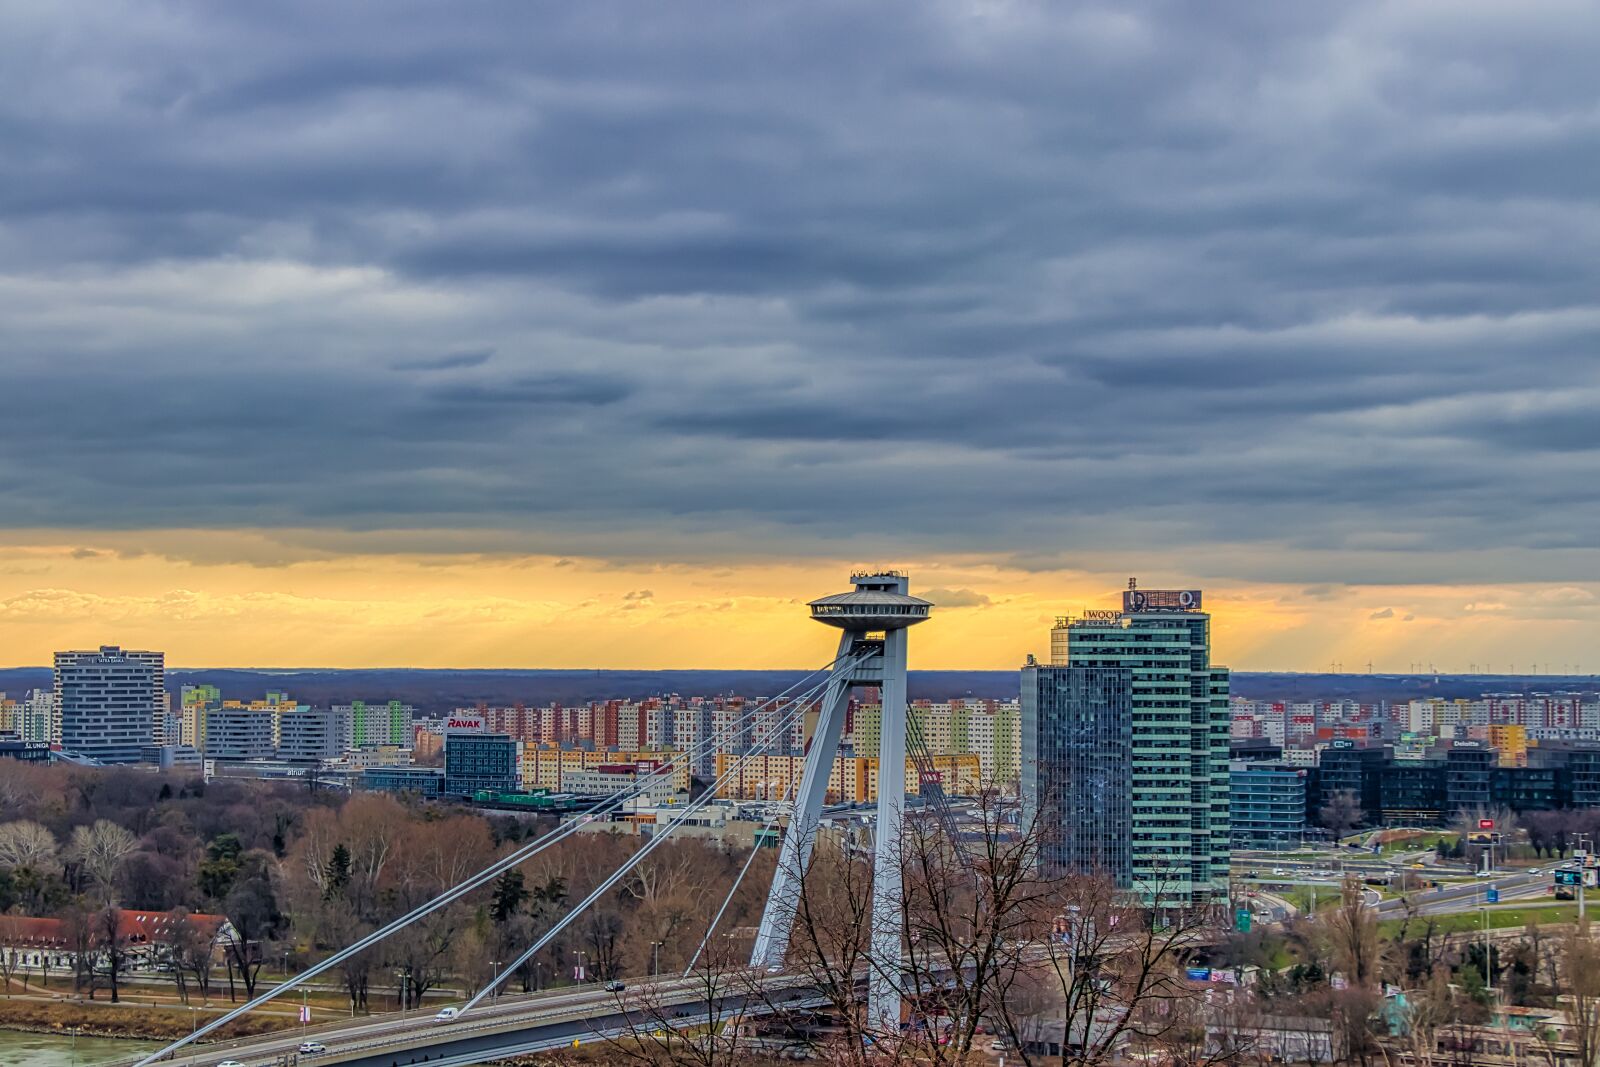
1396, 966, 1466, 1067
1320, 876, 1390, 992
899, 790, 1058, 1064
0, 820, 59, 871
0, 917, 23, 995
598, 942, 756, 1067
67, 820, 138, 903
1027, 871, 1219, 1066
92, 905, 127, 1003
1318, 790, 1364, 841
165, 908, 215, 1005
1554, 925, 1600, 1067
778, 824, 877, 1063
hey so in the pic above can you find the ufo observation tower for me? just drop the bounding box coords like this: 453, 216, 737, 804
752, 571, 932, 1031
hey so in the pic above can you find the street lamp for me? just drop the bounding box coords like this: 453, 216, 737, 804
491, 960, 501, 997
650, 941, 664, 978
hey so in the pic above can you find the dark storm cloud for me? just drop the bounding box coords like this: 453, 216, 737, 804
2, 0, 1599, 583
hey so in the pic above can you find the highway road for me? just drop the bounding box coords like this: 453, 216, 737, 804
1373, 866, 1565, 918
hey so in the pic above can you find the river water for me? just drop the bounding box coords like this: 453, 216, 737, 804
0, 1028, 162, 1066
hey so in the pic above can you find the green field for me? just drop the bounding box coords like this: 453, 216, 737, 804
1379, 904, 1581, 938
1379, 832, 1458, 854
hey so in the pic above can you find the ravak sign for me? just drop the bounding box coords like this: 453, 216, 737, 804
1124, 589, 1202, 613
446, 716, 485, 734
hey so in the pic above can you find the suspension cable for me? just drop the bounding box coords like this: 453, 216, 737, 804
684, 765, 798, 976
132, 653, 857, 1067
459, 666, 847, 1013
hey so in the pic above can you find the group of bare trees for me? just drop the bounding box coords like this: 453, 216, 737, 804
576, 789, 1243, 1067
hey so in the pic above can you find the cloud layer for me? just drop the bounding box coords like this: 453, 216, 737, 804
2, 1, 1598, 590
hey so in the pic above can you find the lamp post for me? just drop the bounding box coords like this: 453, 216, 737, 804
650, 941, 663, 978
491, 960, 501, 997
1577, 834, 1593, 924
573, 950, 588, 984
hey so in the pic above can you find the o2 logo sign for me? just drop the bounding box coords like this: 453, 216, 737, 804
1124, 589, 1203, 613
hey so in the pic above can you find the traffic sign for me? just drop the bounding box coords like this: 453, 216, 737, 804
1479, 818, 1495, 830
1556, 870, 1581, 886
1486, 887, 1500, 904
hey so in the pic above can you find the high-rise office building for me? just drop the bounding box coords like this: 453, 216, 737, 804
54, 646, 165, 764
1053, 582, 1230, 909
1020, 664, 1133, 885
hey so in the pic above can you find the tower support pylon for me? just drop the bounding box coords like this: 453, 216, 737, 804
750, 571, 932, 1033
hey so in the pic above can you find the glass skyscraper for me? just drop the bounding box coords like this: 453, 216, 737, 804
1053, 584, 1230, 910
1020, 664, 1133, 885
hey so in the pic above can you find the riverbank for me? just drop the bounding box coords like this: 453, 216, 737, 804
0, 1028, 163, 1067
0, 997, 286, 1042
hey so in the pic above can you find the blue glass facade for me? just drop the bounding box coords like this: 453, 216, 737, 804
443, 733, 520, 796
1228, 762, 1306, 849
1020, 665, 1133, 886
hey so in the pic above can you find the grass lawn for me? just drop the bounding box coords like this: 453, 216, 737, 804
1379, 831, 1460, 855
1379, 904, 1582, 939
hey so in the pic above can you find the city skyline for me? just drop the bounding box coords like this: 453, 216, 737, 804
5, 3, 1599, 671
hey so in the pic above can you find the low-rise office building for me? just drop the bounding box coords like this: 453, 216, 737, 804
1229, 762, 1307, 850
444, 733, 521, 796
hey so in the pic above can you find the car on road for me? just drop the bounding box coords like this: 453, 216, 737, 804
216, 1061, 247, 1067
434, 1006, 461, 1022
1411, 862, 1426, 869
1271, 868, 1285, 877
605, 980, 627, 992
299, 1041, 328, 1054
990, 1039, 1008, 1051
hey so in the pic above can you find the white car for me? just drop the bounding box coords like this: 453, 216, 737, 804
299, 1042, 328, 1054
1271, 868, 1285, 877
434, 1006, 461, 1022
217, 1061, 247, 1067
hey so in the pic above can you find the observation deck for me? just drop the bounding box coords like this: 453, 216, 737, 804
809, 572, 932, 631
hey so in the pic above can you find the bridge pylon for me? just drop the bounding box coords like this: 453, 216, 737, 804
750, 571, 932, 1033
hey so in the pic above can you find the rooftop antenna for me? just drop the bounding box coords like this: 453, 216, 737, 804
1128, 576, 1138, 590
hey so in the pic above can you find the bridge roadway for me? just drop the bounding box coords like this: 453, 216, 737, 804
119, 971, 828, 1067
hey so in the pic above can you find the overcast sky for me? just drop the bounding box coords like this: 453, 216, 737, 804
2, 1, 1597, 669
